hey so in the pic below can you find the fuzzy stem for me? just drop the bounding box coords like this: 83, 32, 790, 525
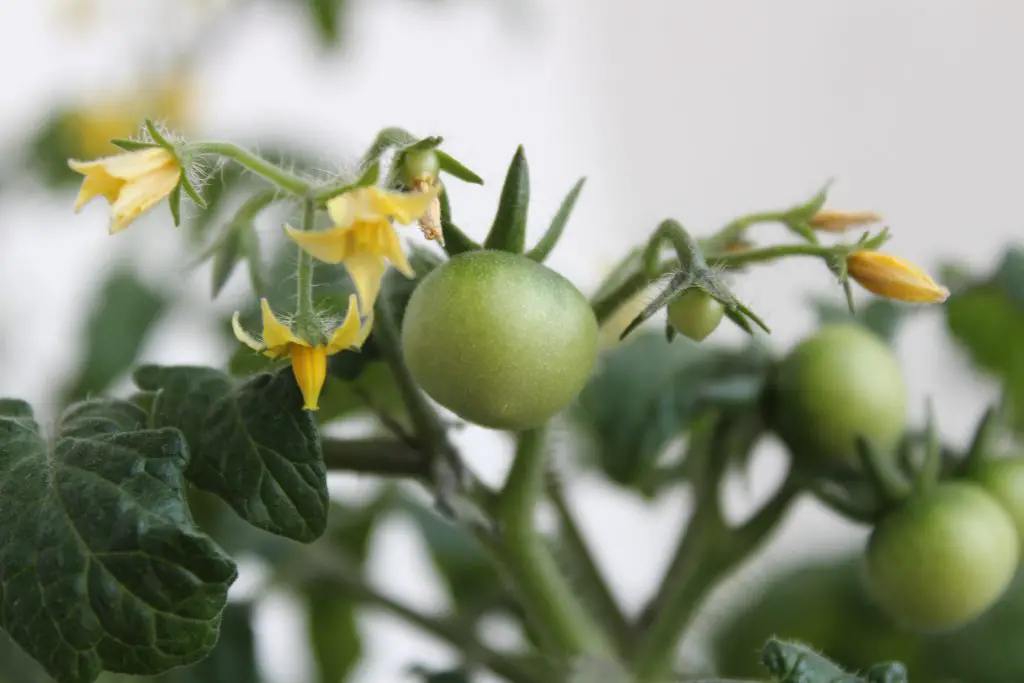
189, 141, 310, 195
295, 198, 316, 338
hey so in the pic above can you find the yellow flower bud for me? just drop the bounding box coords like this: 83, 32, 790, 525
809, 210, 883, 233
846, 250, 950, 304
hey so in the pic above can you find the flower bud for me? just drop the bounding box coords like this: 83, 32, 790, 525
810, 210, 883, 233
846, 250, 950, 303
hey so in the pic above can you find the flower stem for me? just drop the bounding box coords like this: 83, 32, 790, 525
295, 198, 316, 339
189, 141, 310, 195
497, 427, 610, 658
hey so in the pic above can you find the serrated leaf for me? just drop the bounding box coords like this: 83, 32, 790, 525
526, 176, 585, 263
168, 181, 182, 226
0, 398, 237, 683
573, 333, 771, 488
483, 145, 529, 253
133, 365, 329, 542
60, 265, 169, 405
435, 149, 484, 185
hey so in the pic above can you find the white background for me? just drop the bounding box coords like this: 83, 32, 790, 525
0, 1, 1019, 681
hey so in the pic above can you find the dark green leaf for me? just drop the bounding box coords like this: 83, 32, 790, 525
811, 297, 907, 344
0, 398, 237, 683
168, 182, 182, 227
156, 602, 261, 683
993, 246, 1024, 311
573, 333, 771, 489
407, 666, 473, 683
526, 176, 585, 263
439, 186, 480, 256
435, 150, 484, 185
483, 145, 529, 253
60, 265, 168, 405
133, 365, 329, 542
110, 139, 159, 152
402, 497, 499, 614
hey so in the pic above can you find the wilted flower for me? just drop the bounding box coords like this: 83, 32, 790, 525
810, 210, 883, 233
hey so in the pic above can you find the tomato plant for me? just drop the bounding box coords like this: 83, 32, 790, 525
401, 249, 598, 430
667, 288, 725, 341
968, 455, 1024, 550
865, 482, 1019, 631
768, 324, 908, 472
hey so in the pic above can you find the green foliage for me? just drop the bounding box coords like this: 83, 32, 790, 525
60, 265, 169, 405
483, 146, 530, 253
0, 398, 237, 683
134, 365, 328, 542
812, 297, 908, 345
155, 603, 261, 683
573, 332, 771, 491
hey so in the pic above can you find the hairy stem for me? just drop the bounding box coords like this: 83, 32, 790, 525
188, 141, 310, 195
497, 427, 610, 658
295, 198, 316, 338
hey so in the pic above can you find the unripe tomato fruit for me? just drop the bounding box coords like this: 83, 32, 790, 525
768, 324, 907, 472
667, 289, 724, 341
401, 250, 598, 430
866, 482, 1019, 631
401, 149, 440, 184
967, 455, 1024, 551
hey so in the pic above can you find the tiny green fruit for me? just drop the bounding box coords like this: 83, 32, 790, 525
666, 288, 725, 341
967, 455, 1024, 551
768, 324, 907, 472
401, 250, 598, 430
402, 148, 440, 183
866, 482, 1019, 631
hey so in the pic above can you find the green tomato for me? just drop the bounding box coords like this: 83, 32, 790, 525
667, 288, 724, 341
968, 455, 1024, 551
866, 482, 1019, 631
401, 250, 598, 430
768, 324, 907, 472
401, 148, 440, 183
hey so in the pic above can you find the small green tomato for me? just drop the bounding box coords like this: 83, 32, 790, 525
401, 148, 440, 184
666, 288, 725, 341
866, 482, 1019, 632
401, 250, 598, 430
967, 454, 1024, 551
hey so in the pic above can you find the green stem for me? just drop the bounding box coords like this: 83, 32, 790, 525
320, 437, 430, 478
631, 475, 800, 683
708, 242, 839, 268
591, 259, 678, 325
301, 546, 551, 683
498, 427, 609, 657
189, 141, 310, 195
295, 198, 316, 338
702, 211, 789, 253
547, 477, 632, 654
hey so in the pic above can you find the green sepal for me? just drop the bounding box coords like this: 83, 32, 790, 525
360, 127, 418, 167
169, 181, 182, 226
110, 138, 160, 152
439, 185, 481, 256
133, 365, 329, 543
483, 145, 530, 253
527, 176, 585, 263
143, 117, 173, 151
180, 173, 208, 209
436, 149, 484, 184
0, 398, 237, 683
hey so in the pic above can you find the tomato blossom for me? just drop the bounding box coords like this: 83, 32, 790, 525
285, 185, 438, 310
69, 147, 181, 234
846, 250, 950, 303
809, 210, 883, 233
232, 294, 372, 411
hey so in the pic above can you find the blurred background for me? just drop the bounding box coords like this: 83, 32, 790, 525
1, 1, 1023, 682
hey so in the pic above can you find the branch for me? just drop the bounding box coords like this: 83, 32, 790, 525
321, 437, 430, 478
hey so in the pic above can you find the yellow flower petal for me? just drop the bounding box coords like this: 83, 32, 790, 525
70, 147, 176, 181
326, 191, 366, 227
109, 164, 181, 234
289, 345, 328, 411
372, 186, 437, 224
381, 222, 415, 278
325, 295, 365, 354
285, 223, 354, 264
259, 299, 306, 352
847, 250, 950, 304
231, 311, 265, 352
344, 251, 387, 312
72, 166, 124, 212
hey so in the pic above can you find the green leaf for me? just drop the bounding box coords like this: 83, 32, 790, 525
483, 145, 530, 253
811, 297, 907, 344
168, 182, 182, 226
242, 227, 265, 298
133, 365, 329, 542
402, 497, 500, 615
435, 150, 484, 185
407, 666, 473, 683
211, 224, 247, 298
0, 398, 237, 683
110, 139, 159, 152
573, 333, 771, 489
60, 265, 169, 405
156, 602, 261, 683
308, 0, 346, 46
438, 186, 481, 256
994, 245, 1024, 311
526, 176, 585, 262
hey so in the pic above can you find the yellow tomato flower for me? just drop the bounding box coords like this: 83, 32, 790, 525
846, 250, 950, 304
285, 185, 438, 310
68, 147, 181, 234
231, 295, 373, 411
809, 210, 883, 233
